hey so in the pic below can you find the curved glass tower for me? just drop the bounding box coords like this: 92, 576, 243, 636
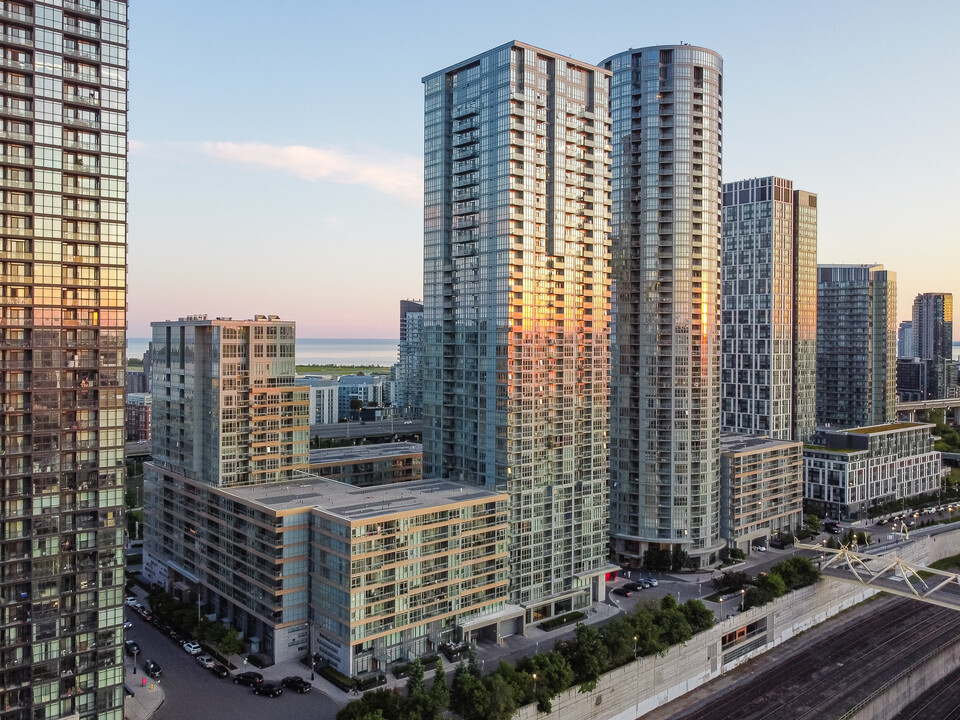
602, 46, 723, 569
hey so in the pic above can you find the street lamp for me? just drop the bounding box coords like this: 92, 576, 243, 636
531, 673, 537, 696
633, 635, 639, 660
132, 647, 138, 675
310, 654, 315, 681
740, 588, 745, 612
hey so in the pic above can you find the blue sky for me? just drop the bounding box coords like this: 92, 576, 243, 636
128, 0, 960, 338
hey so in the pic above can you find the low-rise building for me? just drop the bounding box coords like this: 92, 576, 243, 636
720, 434, 803, 554
126, 392, 152, 441
803, 422, 942, 520
309, 442, 422, 487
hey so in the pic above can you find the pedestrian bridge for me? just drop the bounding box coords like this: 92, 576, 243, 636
796, 540, 960, 610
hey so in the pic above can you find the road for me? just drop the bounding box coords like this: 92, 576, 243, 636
123, 608, 342, 720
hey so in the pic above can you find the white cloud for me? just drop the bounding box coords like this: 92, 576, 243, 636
202, 141, 423, 205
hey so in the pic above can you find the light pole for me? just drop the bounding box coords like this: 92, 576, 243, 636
740, 588, 745, 612
531, 673, 537, 698
310, 654, 315, 681
132, 647, 138, 675
633, 635, 639, 661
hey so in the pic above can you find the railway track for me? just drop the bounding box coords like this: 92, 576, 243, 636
664, 597, 960, 720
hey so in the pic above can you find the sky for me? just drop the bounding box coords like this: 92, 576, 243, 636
128, 0, 960, 339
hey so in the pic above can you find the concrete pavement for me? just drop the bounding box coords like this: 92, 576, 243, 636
123, 676, 164, 720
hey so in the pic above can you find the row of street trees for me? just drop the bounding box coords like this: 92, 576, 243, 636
337, 596, 715, 720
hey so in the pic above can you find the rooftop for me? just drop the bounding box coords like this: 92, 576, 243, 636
843, 422, 932, 435
720, 433, 801, 454
310, 442, 422, 466
228, 475, 504, 521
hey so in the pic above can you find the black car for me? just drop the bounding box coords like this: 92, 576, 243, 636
281, 676, 312, 693
233, 671, 264, 687
124, 640, 140, 657
253, 682, 282, 698
623, 582, 643, 592
144, 660, 162, 678
612, 587, 632, 597
210, 664, 230, 678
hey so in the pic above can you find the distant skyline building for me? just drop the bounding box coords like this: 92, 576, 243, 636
395, 299, 424, 416
816, 265, 897, 429
603, 45, 725, 569
422, 41, 613, 622
0, 3, 130, 717
721, 177, 818, 442
897, 320, 915, 358
910, 292, 956, 399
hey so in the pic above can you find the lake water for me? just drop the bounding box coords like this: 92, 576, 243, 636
127, 337, 398, 367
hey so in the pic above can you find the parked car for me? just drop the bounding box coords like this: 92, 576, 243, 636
233, 671, 264, 687
253, 682, 283, 698
144, 660, 162, 678
641, 577, 659, 587
137, 608, 153, 622
182, 641, 202, 656
752, 543, 767, 552
123, 620, 133, 630
623, 582, 643, 592
124, 596, 137, 606
281, 676, 312, 693
124, 640, 140, 657
612, 587, 632, 597
196, 655, 215, 669
210, 664, 230, 679
635, 578, 653, 588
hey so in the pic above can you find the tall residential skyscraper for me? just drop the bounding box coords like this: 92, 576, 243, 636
720, 177, 818, 442
395, 299, 424, 415
816, 265, 897, 428
911, 292, 956, 398
603, 46, 724, 569
0, 3, 128, 718
422, 42, 613, 621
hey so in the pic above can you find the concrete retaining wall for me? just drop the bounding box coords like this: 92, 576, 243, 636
514, 529, 960, 720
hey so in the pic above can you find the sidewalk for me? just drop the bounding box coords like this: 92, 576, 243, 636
123, 676, 164, 720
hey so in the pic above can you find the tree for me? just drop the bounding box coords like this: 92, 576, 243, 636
655, 607, 692, 646
405, 658, 425, 699
218, 627, 242, 657
336, 689, 403, 720
483, 674, 518, 720
680, 599, 715, 634
450, 663, 488, 720
628, 607, 666, 657
755, 572, 786, 600
516, 652, 574, 714
599, 617, 637, 668
558, 623, 607, 692
671, 544, 690, 572
428, 659, 449, 716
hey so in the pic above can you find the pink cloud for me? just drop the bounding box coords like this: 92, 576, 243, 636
202, 141, 422, 205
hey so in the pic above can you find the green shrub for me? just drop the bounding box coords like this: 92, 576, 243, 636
537, 611, 585, 632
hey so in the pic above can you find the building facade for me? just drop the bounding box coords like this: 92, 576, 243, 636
911, 292, 957, 399
897, 320, 915, 359
603, 45, 724, 569
143, 316, 310, 656
816, 264, 897, 429
803, 422, 942, 520
422, 42, 613, 622
720, 177, 817, 442
125, 391, 151, 441
0, 3, 129, 718
395, 299, 424, 416
309, 442, 422, 487
719, 434, 803, 555
147, 315, 309, 488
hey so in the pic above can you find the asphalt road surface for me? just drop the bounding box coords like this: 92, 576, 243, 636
124, 608, 342, 720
